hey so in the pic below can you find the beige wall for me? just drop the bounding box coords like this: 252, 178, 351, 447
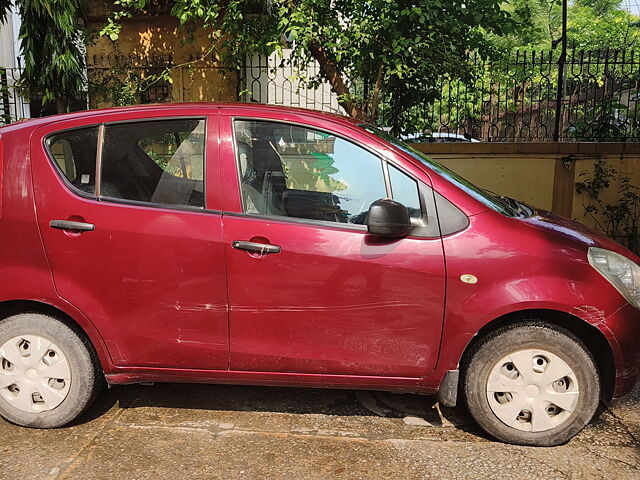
426, 154, 557, 212
410, 143, 640, 234
86, 12, 237, 107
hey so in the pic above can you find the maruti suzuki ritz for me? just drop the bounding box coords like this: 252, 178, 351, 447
0, 104, 637, 446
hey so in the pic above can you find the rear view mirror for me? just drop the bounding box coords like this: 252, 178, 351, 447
366, 198, 412, 237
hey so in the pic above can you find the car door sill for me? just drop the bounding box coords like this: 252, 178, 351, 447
105, 367, 422, 392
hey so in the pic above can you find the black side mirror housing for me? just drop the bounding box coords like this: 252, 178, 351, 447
366, 198, 412, 237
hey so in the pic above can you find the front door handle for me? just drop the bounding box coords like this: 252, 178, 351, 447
49, 220, 95, 232
232, 240, 281, 254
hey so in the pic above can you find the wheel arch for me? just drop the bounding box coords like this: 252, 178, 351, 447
458, 308, 616, 402
0, 299, 111, 374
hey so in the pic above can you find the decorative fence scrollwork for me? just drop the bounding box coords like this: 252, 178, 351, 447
241, 48, 640, 142
4, 48, 640, 142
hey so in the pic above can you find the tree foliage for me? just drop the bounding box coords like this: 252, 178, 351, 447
493, 0, 640, 51
104, 0, 512, 130
576, 159, 640, 253
0, 0, 86, 113
0, 0, 11, 23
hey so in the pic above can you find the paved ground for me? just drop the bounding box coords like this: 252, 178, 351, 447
1, 381, 638, 480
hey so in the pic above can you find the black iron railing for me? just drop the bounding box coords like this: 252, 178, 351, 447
86, 54, 175, 108
0, 67, 30, 125
241, 49, 640, 142
5, 48, 640, 141
426, 49, 640, 142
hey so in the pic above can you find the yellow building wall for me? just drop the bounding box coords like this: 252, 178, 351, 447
85, 13, 238, 108
427, 154, 557, 211
413, 144, 640, 238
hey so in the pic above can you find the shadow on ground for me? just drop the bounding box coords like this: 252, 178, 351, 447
72, 379, 640, 447
77, 382, 478, 430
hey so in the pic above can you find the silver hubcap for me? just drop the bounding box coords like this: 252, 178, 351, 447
486, 349, 579, 432
0, 335, 72, 413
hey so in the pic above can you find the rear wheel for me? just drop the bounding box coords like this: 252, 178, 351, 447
463, 322, 600, 446
0, 313, 102, 428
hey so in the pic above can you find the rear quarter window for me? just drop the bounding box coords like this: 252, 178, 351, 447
47, 127, 99, 195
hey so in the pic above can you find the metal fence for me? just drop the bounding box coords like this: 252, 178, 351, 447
240, 54, 342, 114
421, 48, 640, 142
0, 67, 30, 125
5, 48, 640, 141
86, 54, 175, 108
241, 48, 640, 142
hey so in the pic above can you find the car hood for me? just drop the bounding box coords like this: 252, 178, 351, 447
522, 208, 640, 263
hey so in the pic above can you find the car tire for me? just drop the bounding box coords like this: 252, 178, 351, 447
0, 313, 103, 428
463, 322, 600, 446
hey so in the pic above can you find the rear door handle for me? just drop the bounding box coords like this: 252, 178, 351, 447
232, 240, 281, 254
49, 220, 95, 232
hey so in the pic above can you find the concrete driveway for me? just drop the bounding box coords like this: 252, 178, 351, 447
1, 382, 638, 480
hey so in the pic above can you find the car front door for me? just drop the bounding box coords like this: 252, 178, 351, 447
221, 110, 446, 377
31, 110, 229, 369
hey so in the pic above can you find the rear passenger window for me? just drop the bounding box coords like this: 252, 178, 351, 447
48, 127, 99, 194
101, 119, 205, 208
234, 120, 386, 225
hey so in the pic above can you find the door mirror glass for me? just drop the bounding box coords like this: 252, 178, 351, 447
366, 198, 412, 237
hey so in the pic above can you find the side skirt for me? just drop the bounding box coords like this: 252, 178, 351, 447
105, 367, 423, 393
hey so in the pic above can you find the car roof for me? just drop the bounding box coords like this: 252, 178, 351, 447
0, 103, 361, 133
431, 132, 465, 137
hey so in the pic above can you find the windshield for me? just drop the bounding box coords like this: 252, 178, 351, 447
362, 125, 516, 217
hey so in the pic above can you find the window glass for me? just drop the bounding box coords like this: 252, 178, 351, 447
388, 164, 422, 219
361, 124, 516, 216
48, 127, 98, 194
235, 120, 386, 225
101, 119, 205, 208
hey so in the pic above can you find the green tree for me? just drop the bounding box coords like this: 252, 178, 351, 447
104, 0, 513, 132
569, 1, 640, 50
0, 0, 86, 113
493, 0, 640, 51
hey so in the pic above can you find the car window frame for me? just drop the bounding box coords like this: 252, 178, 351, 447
43, 116, 209, 212
230, 117, 440, 238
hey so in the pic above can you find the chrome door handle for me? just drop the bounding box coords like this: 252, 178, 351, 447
232, 240, 281, 254
49, 220, 95, 232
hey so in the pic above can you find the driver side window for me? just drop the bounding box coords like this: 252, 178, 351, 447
234, 120, 386, 225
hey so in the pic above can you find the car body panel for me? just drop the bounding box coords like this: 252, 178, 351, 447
222, 213, 446, 377
218, 110, 446, 377
28, 109, 230, 369
0, 123, 113, 370
421, 208, 638, 395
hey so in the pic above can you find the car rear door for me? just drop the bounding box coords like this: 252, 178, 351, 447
30, 108, 229, 369
220, 108, 446, 377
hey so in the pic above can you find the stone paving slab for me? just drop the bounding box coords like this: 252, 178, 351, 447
1, 382, 638, 480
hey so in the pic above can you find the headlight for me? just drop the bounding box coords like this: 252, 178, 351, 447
588, 247, 640, 309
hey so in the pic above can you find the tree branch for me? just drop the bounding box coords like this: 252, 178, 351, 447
308, 41, 366, 120
369, 62, 385, 119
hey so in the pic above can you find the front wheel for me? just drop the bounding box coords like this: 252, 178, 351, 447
463, 323, 600, 446
0, 313, 102, 428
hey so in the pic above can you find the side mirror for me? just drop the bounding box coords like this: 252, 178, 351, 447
366, 198, 412, 237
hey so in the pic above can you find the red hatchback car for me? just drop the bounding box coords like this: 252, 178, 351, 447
0, 104, 638, 446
